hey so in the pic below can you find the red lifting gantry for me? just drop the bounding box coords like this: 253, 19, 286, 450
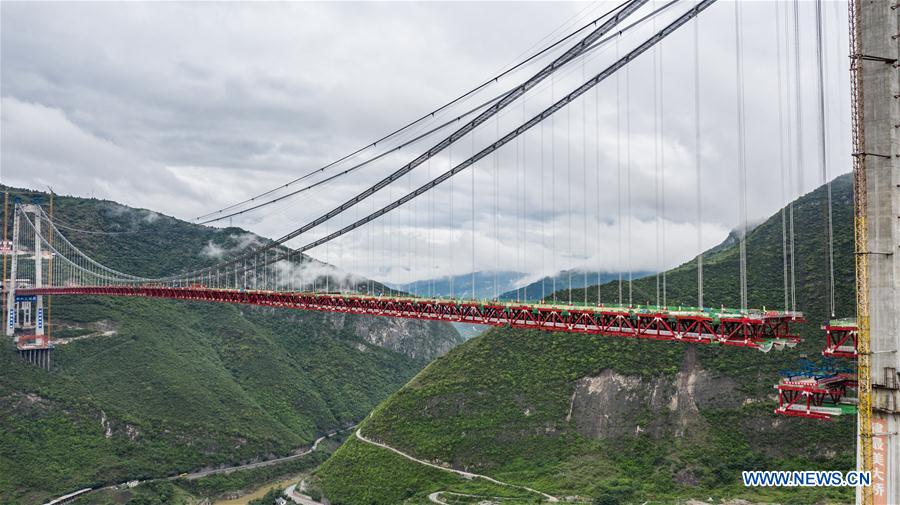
775, 369, 858, 421
822, 318, 858, 359
774, 319, 859, 420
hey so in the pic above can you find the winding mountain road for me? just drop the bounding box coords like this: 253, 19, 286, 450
354, 429, 559, 502
181, 430, 335, 481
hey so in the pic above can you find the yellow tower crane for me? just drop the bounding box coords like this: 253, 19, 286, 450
847, 1, 871, 504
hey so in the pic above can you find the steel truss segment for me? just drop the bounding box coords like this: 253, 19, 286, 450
21, 286, 802, 350
821, 322, 859, 359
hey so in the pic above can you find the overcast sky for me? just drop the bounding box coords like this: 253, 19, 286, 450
0, 1, 850, 286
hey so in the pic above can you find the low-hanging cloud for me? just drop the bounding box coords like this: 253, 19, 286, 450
273, 258, 367, 292
201, 232, 263, 259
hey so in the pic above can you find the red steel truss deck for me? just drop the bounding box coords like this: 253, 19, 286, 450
20, 286, 803, 349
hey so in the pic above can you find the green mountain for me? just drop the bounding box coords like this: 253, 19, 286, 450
0, 188, 462, 505
314, 174, 857, 505
497, 269, 654, 302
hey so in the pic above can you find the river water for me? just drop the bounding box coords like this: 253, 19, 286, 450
214, 474, 304, 505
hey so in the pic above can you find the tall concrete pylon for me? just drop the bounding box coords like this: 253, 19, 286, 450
857, 1, 899, 504
5, 204, 46, 338
28, 204, 44, 336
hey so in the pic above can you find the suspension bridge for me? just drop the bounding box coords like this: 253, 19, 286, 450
2, 1, 897, 504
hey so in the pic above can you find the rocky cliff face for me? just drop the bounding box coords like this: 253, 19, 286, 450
325, 313, 464, 362
567, 347, 740, 440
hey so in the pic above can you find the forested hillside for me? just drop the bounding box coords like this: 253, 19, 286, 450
0, 188, 462, 505
315, 175, 857, 505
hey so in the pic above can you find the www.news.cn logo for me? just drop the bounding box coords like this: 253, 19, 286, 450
742, 470, 871, 487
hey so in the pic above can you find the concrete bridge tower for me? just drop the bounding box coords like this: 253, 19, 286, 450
855, 1, 900, 503
5, 203, 51, 370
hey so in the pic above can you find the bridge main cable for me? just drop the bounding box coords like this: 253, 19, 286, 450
193, 0, 640, 224
197, 2, 681, 228
183, 0, 717, 282
291, 0, 719, 259
175, 0, 649, 277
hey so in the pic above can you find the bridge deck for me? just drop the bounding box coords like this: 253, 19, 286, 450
21, 286, 804, 350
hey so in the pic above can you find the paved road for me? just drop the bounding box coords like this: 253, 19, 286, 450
427, 491, 507, 504
354, 429, 558, 502
284, 483, 322, 505
44, 426, 353, 505
427, 491, 447, 504
181, 430, 335, 481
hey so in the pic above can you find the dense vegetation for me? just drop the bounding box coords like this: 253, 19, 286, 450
0, 187, 460, 505
316, 175, 858, 504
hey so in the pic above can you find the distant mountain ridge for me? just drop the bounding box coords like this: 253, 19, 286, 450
387, 271, 527, 300
497, 269, 653, 302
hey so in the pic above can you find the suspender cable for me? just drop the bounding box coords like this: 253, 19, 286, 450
541, 114, 546, 300
494, 115, 500, 299
567, 91, 573, 304
815, 0, 836, 318
595, 73, 602, 306
617, 36, 623, 306
789, 0, 801, 313
626, 60, 633, 307
653, 18, 661, 308
517, 99, 524, 302
430, 156, 435, 297
775, 1, 790, 313
659, 36, 666, 308
552, 76, 557, 303
407, 158, 413, 296
522, 98, 528, 302
734, 0, 749, 313
582, 58, 588, 306
449, 141, 454, 299
472, 131, 476, 300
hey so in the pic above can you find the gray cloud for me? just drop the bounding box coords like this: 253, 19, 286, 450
1, 1, 850, 285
